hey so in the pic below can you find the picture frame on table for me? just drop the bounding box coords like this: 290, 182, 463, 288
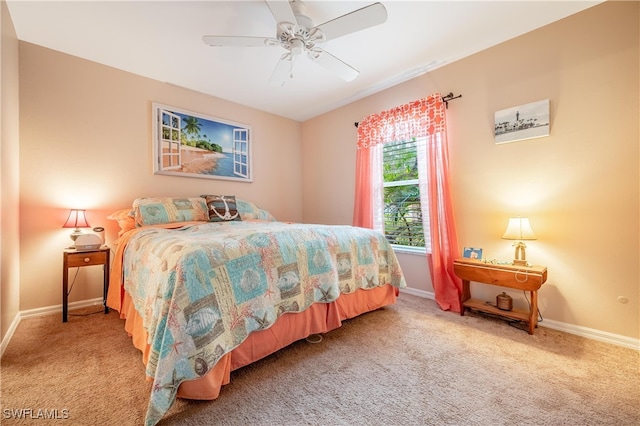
463, 247, 483, 260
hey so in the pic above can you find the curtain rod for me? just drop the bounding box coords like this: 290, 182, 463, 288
441, 92, 462, 109
354, 92, 462, 127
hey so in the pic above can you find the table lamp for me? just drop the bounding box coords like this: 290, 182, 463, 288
502, 217, 536, 266
62, 209, 91, 242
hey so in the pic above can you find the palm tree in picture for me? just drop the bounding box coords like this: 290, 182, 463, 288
182, 116, 202, 145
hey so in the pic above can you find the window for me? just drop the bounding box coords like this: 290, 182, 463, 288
355, 94, 460, 309
382, 138, 428, 251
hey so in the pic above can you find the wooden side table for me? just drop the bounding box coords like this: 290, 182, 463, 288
62, 247, 110, 322
453, 258, 547, 334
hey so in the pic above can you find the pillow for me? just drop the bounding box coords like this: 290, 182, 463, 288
132, 197, 209, 226
106, 209, 136, 236
236, 199, 277, 221
201, 195, 241, 222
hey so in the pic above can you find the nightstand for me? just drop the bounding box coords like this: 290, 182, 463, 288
453, 258, 547, 334
62, 247, 110, 322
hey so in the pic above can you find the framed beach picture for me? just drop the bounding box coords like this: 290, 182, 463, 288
152, 103, 252, 182
494, 99, 550, 145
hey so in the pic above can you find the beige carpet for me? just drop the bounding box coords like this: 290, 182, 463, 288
1, 294, 638, 425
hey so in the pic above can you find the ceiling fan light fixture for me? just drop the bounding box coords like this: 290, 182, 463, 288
290, 38, 304, 55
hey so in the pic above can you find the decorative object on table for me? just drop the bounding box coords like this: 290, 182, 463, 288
462, 247, 483, 260
62, 209, 91, 242
502, 217, 536, 266
494, 99, 550, 144
152, 103, 252, 182
92, 226, 105, 245
496, 292, 513, 311
74, 233, 102, 251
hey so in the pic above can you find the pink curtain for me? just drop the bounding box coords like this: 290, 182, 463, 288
353, 94, 462, 312
353, 147, 374, 229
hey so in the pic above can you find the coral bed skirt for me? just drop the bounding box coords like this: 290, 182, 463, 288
116, 284, 398, 400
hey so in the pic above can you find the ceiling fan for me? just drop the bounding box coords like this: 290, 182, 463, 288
202, 0, 387, 86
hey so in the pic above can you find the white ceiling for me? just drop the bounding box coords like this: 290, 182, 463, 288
7, 0, 601, 122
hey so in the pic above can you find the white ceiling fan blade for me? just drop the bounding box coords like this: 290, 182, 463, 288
268, 54, 294, 87
265, 0, 297, 25
203, 35, 278, 47
314, 2, 387, 42
309, 49, 359, 82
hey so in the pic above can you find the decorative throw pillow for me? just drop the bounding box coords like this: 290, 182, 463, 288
106, 209, 136, 236
132, 197, 209, 226
201, 195, 241, 222
236, 199, 277, 221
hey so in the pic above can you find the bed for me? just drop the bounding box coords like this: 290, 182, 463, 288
106, 196, 407, 426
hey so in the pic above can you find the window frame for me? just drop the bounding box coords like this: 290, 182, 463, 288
380, 137, 428, 254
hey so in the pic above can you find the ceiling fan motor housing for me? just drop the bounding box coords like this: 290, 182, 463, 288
278, 23, 323, 54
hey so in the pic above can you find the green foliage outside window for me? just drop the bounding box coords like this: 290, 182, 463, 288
382, 139, 425, 248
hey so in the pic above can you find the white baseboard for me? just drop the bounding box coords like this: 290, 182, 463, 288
4, 293, 638, 356
0, 312, 21, 358
0, 297, 103, 358
19, 297, 104, 319
400, 287, 435, 300
400, 287, 639, 351
540, 318, 639, 351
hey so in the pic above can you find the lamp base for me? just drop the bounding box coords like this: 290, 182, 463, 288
70, 229, 84, 242
512, 241, 528, 266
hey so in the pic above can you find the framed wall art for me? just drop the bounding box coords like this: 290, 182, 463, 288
152, 103, 252, 182
494, 99, 550, 145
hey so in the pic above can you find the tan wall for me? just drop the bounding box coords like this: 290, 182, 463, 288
1, 0, 21, 344
302, 1, 639, 339
18, 43, 302, 311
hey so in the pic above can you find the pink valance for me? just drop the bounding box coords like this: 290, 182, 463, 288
356, 94, 446, 149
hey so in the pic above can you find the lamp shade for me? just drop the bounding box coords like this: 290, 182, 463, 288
62, 209, 91, 229
502, 217, 536, 240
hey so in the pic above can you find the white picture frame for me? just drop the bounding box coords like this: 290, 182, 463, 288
152, 103, 252, 182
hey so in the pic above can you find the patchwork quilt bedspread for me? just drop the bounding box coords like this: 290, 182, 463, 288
121, 221, 406, 425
